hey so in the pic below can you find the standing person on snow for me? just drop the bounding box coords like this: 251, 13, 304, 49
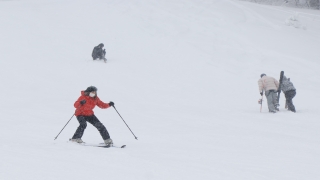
258, 74, 279, 113
280, 76, 296, 113
70, 86, 114, 146
92, 43, 106, 60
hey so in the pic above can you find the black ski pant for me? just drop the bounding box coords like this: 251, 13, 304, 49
285, 90, 296, 112
72, 115, 110, 140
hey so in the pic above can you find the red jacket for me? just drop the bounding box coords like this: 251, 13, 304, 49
74, 91, 110, 116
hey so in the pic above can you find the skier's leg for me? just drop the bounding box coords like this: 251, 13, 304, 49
266, 90, 276, 112
271, 91, 278, 110
286, 96, 294, 111
93, 54, 98, 60
101, 51, 106, 60
265, 91, 270, 112
285, 91, 290, 110
72, 116, 87, 139
96, 50, 104, 60
286, 90, 296, 112
285, 97, 290, 110
87, 115, 110, 140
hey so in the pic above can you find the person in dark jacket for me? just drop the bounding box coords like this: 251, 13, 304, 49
280, 76, 296, 113
92, 43, 106, 60
70, 86, 114, 146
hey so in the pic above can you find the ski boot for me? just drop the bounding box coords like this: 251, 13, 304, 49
69, 138, 84, 143
104, 138, 113, 147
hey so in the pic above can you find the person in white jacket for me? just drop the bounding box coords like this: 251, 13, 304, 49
258, 74, 279, 113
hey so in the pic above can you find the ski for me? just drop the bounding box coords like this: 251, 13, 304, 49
69, 140, 126, 148
277, 71, 284, 105
98, 143, 126, 148
86, 144, 126, 148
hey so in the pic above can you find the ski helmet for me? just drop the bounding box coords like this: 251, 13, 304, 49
260, 73, 266, 78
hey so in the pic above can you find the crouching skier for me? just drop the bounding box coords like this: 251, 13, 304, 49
70, 86, 114, 146
92, 43, 106, 61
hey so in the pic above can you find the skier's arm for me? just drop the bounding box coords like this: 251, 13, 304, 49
258, 79, 263, 92
96, 97, 110, 109
274, 78, 280, 90
74, 96, 84, 108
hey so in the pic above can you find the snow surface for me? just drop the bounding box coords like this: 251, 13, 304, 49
1, 0, 320, 179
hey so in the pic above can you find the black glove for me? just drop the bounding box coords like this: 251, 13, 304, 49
109, 101, 114, 107
260, 92, 263, 96
80, 100, 86, 105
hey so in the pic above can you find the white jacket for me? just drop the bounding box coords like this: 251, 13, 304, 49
258, 76, 279, 92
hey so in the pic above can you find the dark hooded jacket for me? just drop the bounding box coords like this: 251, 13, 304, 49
92, 44, 106, 59
280, 76, 296, 93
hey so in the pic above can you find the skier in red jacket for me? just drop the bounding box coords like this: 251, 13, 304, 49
70, 86, 114, 146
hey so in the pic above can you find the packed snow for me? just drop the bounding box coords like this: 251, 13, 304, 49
0, 0, 320, 179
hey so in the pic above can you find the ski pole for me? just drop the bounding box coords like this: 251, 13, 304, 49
112, 106, 138, 140
54, 104, 83, 140
54, 113, 75, 140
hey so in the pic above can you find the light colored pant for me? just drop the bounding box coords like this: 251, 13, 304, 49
265, 90, 277, 112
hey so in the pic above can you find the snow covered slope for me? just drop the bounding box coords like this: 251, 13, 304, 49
0, 0, 320, 179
